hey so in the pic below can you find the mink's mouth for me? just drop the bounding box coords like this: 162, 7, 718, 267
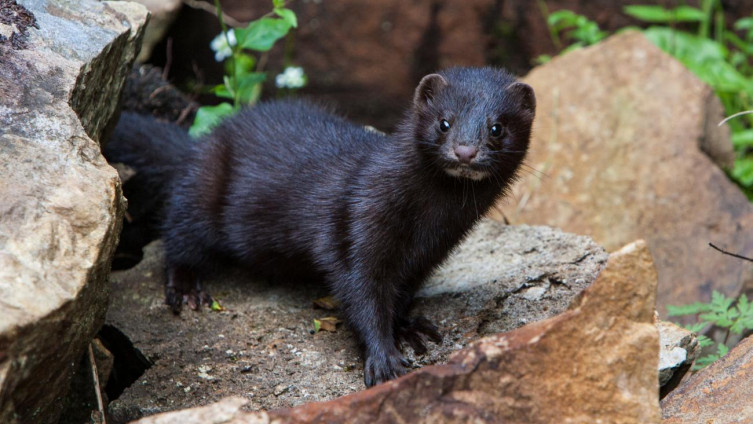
444, 165, 489, 181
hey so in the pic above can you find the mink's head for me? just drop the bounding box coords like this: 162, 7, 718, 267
407, 67, 535, 181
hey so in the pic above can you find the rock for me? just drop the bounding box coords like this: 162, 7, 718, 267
656, 320, 699, 397
131, 240, 660, 424
106, 221, 607, 422
131, 0, 183, 63
491, 31, 753, 318
131, 397, 266, 424
661, 335, 753, 423
0, 1, 147, 423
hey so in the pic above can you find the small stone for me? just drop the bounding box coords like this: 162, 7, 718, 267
656, 320, 699, 388
273, 384, 290, 396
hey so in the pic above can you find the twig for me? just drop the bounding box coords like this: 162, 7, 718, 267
162, 37, 173, 80
709, 242, 753, 263
89, 343, 106, 424
182, 0, 244, 27
718, 110, 753, 126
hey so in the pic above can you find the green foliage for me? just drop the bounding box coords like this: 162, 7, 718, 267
540, 1, 753, 199
623, 1, 753, 199
668, 291, 753, 370
190, 0, 301, 138
536, 8, 607, 62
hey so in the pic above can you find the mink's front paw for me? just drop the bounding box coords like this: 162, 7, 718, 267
363, 349, 411, 388
396, 316, 443, 356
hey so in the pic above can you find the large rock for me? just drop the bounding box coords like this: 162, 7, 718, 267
0, 1, 147, 423
131, 240, 660, 424
106, 221, 607, 422
661, 335, 753, 423
491, 31, 753, 317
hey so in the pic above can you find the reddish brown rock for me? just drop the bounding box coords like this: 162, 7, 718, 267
132, 240, 660, 424
492, 31, 753, 317
661, 335, 753, 423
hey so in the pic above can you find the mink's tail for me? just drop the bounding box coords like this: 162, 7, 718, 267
103, 112, 195, 269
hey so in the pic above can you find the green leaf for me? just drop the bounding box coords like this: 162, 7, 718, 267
672, 6, 707, 22
624, 5, 704, 23
272, 0, 285, 8
666, 301, 713, 316
548, 10, 580, 30
692, 353, 720, 370
734, 16, 753, 41
236, 72, 266, 105
624, 5, 674, 22
731, 294, 753, 334
210, 299, 225, 311
732, 156, 753, 186
212, 83, 234, 100
697, 334, 714, 348
535, 54, 552, 65
683, 322, 708, 334
232, 53, 256, 78
237, 17, 291, 51
189, 103, 235, 138
717, 343, 730, 357
274, 8, 298, 28
313, 319, 321, 333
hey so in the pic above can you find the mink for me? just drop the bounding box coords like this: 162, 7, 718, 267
105, 67, 535, 387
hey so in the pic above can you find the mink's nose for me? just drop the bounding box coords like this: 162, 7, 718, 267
454, 145, 478, 164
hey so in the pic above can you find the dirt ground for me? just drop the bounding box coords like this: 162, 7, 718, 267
105, 221, 607, 423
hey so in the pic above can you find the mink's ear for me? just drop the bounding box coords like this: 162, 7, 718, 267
506, 82, 536, 115
413, 73, 448, 110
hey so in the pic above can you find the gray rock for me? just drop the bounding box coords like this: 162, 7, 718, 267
0, 1, 147, 423
106, 221, 607, 422
657, 320, 699, 390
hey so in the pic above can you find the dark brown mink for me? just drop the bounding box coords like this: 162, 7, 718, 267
105, 67, 535, 387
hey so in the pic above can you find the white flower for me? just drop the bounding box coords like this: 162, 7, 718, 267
275, 66, 307, 89
210, 30, 237, 62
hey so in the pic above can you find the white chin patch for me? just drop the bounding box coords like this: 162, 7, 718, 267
445, 167, 489, 181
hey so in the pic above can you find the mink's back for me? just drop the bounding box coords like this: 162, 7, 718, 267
165, 99, 395, 278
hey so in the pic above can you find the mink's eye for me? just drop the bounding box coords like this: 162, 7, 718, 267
490, 123, 503, 138
439, 119, 451, 133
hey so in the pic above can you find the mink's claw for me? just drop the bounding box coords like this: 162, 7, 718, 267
396, 316, 443, 355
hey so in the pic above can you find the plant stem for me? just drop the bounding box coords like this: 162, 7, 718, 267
700, 0, 710, 38
215, 0, 240, 109
537, 0, 562, 51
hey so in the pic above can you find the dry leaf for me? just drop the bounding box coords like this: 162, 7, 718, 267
313, 296, 340, 310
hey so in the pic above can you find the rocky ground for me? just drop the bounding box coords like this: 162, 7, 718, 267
106, 220, 607, 422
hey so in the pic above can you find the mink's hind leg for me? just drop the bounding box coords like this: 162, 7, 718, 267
165, 265, 213, 314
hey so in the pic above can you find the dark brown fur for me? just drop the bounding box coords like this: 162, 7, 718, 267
106, 67, 535, 387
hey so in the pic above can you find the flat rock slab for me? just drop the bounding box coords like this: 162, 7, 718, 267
106, 221, 607, 423
0, 1, 147, 423
661, 334, 753, 423
131, 240, 660, 424
492, 31, 753, 317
